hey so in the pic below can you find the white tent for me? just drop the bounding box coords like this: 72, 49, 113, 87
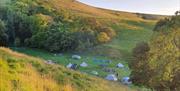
105, 74, 118, 81
72, 55, 81, 60
45, 60, 55, 65
80, 62, 88, 67
91, 71, 98, 75
66, 63, 73, 68
121, 77, 132, 85
117, 63, 124, 68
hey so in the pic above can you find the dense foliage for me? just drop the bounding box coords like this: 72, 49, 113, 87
0, 0, 115, 52
0, 19, 8, 46
130, 15, 180, 91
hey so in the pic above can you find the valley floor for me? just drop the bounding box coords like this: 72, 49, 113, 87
11, 20, 155, 91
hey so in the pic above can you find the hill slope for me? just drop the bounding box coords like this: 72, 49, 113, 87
44, 0, 137, 19
0, 47, 137, 91
0, 0, 167, 91
46, 0, 165, 20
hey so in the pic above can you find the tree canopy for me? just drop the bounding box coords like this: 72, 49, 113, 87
130, 15, 180, 91
0, 0, 116, 52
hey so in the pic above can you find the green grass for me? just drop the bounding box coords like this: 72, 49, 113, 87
1, 0, 162, 90
1, 47, 139, 91
107, 20, 155, 53
11, 19, 156, 90
12, 47, 131, 78
10, 19, 155, 91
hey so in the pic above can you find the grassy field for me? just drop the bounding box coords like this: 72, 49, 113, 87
1, 47, 139, 91
42, 0, 165, 21
4, 0, 161, 90
106, 20, 155, 52
12, 47, 131, 79
11, 19, 156, 88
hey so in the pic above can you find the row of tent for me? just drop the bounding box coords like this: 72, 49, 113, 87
47, 55, 130, 85
55, 54, 125, 68
66, 62, 125, 69
66, 62, 88, 69
71, 55, 125, 68
66, 62, 130, 85
105, 74, 132, 85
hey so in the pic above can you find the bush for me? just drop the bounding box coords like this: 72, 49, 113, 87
97, 32, 110, 43
73, 27, 97, 50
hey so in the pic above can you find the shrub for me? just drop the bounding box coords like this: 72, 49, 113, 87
97, 32, 110, 43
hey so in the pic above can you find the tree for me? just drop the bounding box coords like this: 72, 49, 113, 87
44, 30, 75, 52
0, 19, 8, 46
175, 10, 180, 16
130, 42, 151, 86
73, 27, 97, 51
130, 15, 180, 91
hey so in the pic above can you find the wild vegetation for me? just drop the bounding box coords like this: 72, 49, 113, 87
0, 0, 116, 52
130, 15, 180, 91
1, 0, 175, 91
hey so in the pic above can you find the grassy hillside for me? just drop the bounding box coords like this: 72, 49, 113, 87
0, 0, 164, 51
0, 47, 138, 91
11, 18, 155, 91
46, 0, 165, 20
0, 0, 167, 91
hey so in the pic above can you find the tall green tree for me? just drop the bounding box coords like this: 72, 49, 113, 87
130, 15, 180, 91
0, 19, 8, 46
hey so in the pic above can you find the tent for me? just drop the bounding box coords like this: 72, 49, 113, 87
121, 77, 132, 85
45, 60, 55, 65
66, 63, 73, 68
117, 63, 124, 68
105, 74, 118, 81
72, 55, 81, 60
91, 71, 98, 75
67, 63, 79, 70
80, 62, 88, 67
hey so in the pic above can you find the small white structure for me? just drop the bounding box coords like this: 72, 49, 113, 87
66, 63, 73, 68
91, 71, 98, 75
72, 55, 81, 60
121, 77, 132, 85
45, 60, 55, 65
117, 63, 124, 68
105, 74, 118, 81
80, 62, 88, 67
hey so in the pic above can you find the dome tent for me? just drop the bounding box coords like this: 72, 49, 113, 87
66, 63, 79, 70
121, 77, 132, 85
45, 60, 55, 65
80, 62, 88, 67
117, 63, 124, 68
105, 74, 118, 81
72, 55, 81, 60
91, 71, 98, 75
66, 63, 73, 68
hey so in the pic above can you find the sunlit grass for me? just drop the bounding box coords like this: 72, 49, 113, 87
0, 47, 137, 91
